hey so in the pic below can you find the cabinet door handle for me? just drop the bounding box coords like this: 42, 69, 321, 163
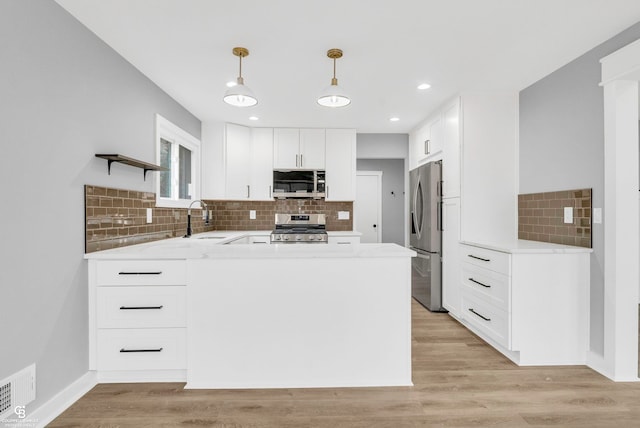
119, 305, 164, 310
425, 140, 431, 155
247, 185, 250, 198
269, 185, 272, 198
296, 154, 299, 167
118, 271, 162, 275
119, 348, 163, 353
468, 278, 491, 288
300, 154, 303, 167
468, 308, 491, 322
467, 255, 490, 262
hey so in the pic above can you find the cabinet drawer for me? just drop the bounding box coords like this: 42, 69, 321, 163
327, 236, 360, 245
461, 292, 510, 349
96, 260, 186, 286
460, 244, 510, 275
461, 263, 510, 310
97, 286, 186, 328
97, 328, 186, 370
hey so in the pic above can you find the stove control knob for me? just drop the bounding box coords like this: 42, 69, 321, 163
284, 236, 289, 241
296, 236, 302, 241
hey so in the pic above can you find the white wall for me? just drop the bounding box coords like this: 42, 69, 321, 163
0, 0, 200, 413
356, 133, 408, 159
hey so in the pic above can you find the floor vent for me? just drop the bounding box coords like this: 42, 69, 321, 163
0, 364, 36, 420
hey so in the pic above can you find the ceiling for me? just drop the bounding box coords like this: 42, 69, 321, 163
55, 0, 640, 133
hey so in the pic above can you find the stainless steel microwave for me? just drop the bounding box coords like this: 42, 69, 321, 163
273, 170, 325, 199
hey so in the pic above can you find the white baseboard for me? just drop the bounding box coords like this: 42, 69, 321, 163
97, 369, 186, 383
30, 371, 97, 428
587, 351, 640, 382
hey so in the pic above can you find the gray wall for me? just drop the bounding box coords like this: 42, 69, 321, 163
357, 159, 405, 246
0, 0, 200, 413
519, 22, 640, 356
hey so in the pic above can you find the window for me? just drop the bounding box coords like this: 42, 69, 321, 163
155, 114, 201, 208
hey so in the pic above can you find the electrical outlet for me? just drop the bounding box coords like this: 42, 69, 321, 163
146, 208, 153, 224
563, 207, 573, 224
338, 211, 350, 220
249, 210, 256, 220
593, 208, 602, 224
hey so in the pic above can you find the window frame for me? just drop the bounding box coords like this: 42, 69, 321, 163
155, 114, 201, 209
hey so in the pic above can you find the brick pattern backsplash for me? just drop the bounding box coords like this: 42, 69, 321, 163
85, 185, 215, 253
518, 189, 592, 248
86, 185, 354, 252
208, 199, 353, 231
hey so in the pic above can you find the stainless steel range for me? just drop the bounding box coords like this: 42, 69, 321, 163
270, 213, 328, 243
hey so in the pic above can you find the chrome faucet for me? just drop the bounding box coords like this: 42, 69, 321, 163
184, 200, 209, 238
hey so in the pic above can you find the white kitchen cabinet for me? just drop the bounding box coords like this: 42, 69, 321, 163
458, 241, 591, 365
409, 114, 443, 170
273, 128, 325, 169
88, 259, 188, 381
225, 123, 252, 199
442, 198, 461, 317
327, 232, 361, 244
249, 128, 275, 199
459, 93, 517, 244
442, 98, 460, 198
224, 124, 273, 200
325, 128, 356, 201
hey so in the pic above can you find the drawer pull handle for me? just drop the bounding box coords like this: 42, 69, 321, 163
469, 278, 491, 288
468, 255, 490, 262
118, 271, 162, 275
468, 308, 491, 322
119, 305, 164, 310
119, 347, 163, 353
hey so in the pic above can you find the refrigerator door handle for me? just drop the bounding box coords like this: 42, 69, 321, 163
410, 211, 416, 234
437, 201, 443, 231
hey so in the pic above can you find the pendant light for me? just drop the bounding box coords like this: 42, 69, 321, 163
317, 48, 351, 108
223, 47, 258, 107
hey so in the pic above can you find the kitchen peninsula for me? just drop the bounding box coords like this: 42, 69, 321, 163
85, 232, 415, 389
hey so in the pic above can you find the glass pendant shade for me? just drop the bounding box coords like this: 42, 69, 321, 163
223, 77, 258, 107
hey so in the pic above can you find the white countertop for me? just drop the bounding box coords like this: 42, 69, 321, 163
85, 230, 412, 260
460, 239, 593, 254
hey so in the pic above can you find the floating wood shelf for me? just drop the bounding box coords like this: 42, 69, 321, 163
95, 154, 168, 181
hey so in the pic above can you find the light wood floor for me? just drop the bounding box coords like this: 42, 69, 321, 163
50, 300, 640, 427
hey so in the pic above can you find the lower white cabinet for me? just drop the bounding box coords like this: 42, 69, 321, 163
442, 198, 461, 316
458, 242, 591, 365
97, 328, 187, 371
327, 235, 360, 244
89, 260, 187, 380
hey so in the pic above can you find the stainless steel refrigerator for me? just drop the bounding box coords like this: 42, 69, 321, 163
409, 160, 445, 312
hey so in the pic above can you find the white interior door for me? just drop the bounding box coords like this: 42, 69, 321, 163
356, 171, 382, 243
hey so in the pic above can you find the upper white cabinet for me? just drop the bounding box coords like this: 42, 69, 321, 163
249, 128, 275, 200
224, 123, 252, 199
325, 129, 356, 201
273, 128, 325, 170
409, 114, 443, 170
204, 123, 273, 201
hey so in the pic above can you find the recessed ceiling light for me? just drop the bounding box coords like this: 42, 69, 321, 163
417, 83, 431, 90
226, 81, 237, 88
249, 116, 259, 121
389, 117, 400, 122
